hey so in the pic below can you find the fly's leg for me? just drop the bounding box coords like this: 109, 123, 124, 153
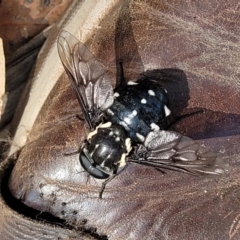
64, 150, 80, 156
99, 174, 118, 199
99, 164, 130, 199
64, 140, 87, 156
76, 114, 84, 121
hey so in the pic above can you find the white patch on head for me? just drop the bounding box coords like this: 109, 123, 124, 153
127, 81, 138, 85
109, 131, 113, 136
136, 133, 145, 142
141, 98, 147, 104
107, 109, 114, 116
87, 122, 112, 140
125, 138, 132, 153
114, 92, 120, 98
150, 123, 160, 131
148, 90, 155, 96
164, 105, 171, 117
164, 88, 168, 93
115, 137, 120, 142
119, 153, 126, 167
132, 110, 137, 116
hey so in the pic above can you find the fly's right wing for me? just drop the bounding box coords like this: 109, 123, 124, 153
129, 130, 229, 176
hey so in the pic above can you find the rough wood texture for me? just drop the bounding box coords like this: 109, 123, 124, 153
4, 0, 240, 239
0, 38, 5, 120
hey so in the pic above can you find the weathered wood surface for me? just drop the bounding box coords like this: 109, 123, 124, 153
0, 38, 5, 121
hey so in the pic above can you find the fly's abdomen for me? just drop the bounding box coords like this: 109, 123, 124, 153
106, 79, 171, 142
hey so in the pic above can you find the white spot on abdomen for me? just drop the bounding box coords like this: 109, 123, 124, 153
141, 98, 147, 104
132, 110, 137, 116
107, 109, 114, 116
150, 123, 160, 131
127, 81, 138, 85
136, 133, 145, 142
114, 92, 120, 98
124, 117, 131, 125
148, 90, 155, 96
119, 121, 128, 129
164, 105, 171, 117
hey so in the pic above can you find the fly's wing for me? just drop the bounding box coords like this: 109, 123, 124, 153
129, 131, 228, 176
57, 31, 114, 130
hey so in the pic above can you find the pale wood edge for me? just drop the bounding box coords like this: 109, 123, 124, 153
0, 38, 5, 120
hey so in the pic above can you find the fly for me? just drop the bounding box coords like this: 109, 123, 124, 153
57, 31, 228, 198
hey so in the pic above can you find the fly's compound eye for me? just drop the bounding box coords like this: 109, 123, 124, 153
79, 148, 110, 179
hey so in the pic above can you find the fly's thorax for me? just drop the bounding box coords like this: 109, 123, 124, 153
80, 122, 132, 178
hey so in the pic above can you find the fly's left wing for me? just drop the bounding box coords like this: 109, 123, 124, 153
57, 31, 114, 130
129, 131, 228, 176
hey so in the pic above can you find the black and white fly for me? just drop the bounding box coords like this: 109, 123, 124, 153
57, 31, 227, 198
